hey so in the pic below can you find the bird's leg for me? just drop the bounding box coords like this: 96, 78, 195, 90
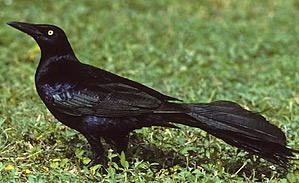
102, 133, 130, 165
83, 134, 105, 166
110, 133, 130, 154
115, 136, 129, 154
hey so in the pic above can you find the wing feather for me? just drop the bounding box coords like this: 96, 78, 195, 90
42, 82, 163, 117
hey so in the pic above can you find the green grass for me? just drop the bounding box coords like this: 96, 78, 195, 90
0, 0, 298, 182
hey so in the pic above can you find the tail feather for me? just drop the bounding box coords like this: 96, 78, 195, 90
166, 101, 298, 166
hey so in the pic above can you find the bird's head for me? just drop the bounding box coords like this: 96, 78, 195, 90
7, 21, 74, 57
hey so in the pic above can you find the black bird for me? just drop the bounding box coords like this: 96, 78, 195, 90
7, 21, 298, 167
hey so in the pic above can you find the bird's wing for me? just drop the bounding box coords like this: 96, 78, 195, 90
41, 81, 165, 117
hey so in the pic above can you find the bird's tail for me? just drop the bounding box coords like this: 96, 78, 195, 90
162, 101, 298, 166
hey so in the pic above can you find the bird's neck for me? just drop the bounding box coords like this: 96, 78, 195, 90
39, 41, 76, 60
40, 49, 76, 61
36, 49, 79, 84
38, 51, 79, 71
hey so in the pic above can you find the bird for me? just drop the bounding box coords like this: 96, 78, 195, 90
7, 21, 298, 167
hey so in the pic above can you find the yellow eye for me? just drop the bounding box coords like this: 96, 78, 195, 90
48, 30, 54, 36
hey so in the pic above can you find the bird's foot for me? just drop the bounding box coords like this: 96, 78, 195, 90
86, 154, 108, 168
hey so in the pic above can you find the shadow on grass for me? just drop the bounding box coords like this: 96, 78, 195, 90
126, 132, 289, 181
54, 130, 290, 181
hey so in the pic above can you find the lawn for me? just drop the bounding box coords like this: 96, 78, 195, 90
0, 0, 298, 182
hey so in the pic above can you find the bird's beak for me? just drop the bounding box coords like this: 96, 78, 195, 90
7, 21, 43, 37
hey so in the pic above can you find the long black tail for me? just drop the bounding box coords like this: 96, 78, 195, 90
164, 101, 298, 166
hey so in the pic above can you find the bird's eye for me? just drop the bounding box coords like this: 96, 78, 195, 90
48, 30, 54, 36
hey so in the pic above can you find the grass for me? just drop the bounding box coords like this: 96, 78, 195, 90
0, 0, 298, 182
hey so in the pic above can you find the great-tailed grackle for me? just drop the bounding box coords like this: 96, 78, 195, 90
7, 21, 298, 167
